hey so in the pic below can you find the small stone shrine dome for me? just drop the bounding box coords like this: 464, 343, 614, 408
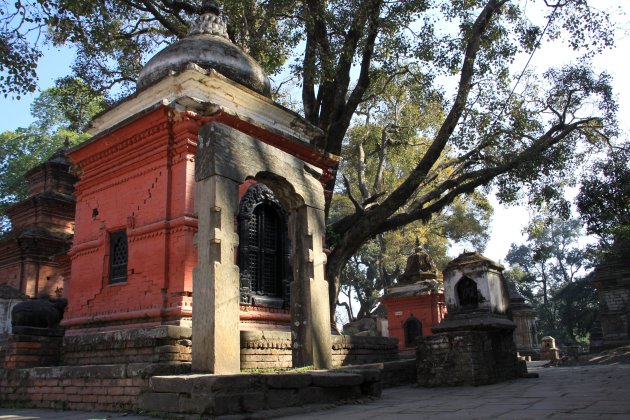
136, 1, 272, 97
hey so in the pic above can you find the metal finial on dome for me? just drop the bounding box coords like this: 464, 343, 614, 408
199, 0, 220, 15
188, 0, 228, 38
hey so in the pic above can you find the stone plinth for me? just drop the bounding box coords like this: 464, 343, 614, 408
62, 326, 192, 366
417, 329, 519, 386
3, 326, 64, 369
416, 252, 521, 386
139, 370, 379, 417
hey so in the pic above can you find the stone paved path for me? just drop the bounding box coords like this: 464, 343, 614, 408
1, 363, 629, 419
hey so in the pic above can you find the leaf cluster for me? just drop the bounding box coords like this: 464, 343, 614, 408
504, 214, 595, 344
576, 142, 630, 261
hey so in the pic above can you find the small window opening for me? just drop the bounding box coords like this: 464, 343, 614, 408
109, 230, 128, 283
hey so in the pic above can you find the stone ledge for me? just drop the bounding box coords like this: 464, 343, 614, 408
140, 370, 370, 416
63, 326, 192, 350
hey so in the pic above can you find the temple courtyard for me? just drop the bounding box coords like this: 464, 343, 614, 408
1, 361, 629, 419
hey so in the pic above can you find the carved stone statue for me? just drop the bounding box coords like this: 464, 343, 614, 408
397, 239, 438, 285
11, 295, 68, 329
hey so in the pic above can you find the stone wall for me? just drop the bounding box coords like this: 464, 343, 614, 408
416, 330, 519, 386
62, 326, 192, 365
0, 363, 190, 412
60, 327, 398, 371
0, 360, 413, 414
4, 329, 64, 369
331, 335, 399, 366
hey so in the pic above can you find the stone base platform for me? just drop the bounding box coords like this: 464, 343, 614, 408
0, 362, 191, 412
416, 329, 521, 386
60, 327, 399, 370
0, 359, 417, 415
139, 370, 381, 417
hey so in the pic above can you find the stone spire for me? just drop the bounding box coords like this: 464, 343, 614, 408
188, 1, 228, 39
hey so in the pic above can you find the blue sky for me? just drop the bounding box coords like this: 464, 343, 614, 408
0, 45, 75, 132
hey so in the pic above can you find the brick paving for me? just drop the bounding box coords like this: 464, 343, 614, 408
1, 362, 629, 419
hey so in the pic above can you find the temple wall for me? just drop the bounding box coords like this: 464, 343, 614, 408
381, 293, 446, 349
64, 108, 198, 331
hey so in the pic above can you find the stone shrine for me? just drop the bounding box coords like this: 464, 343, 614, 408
416, 252, 521, 386
57, 2, 337, 372
507, 280, 539, 357
381, 242, 446, 351
590, 248, 630, 350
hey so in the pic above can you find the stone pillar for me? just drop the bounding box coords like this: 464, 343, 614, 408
192, 175, 240, 373
290, 205, 332, 369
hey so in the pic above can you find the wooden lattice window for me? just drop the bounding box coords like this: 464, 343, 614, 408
109, 230, 128, 283
238, 183, 290, 308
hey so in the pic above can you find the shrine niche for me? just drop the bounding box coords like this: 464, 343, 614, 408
237, 183, 290, 309
403, 315, 422, 347
58, 2, 337, 374
456, 276, 480, 309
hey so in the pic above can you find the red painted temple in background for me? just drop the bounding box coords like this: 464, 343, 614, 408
381, 245, 447, 351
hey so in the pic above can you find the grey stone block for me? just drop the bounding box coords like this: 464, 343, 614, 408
139, 392, 181, 413
267, 389, 299, 409
178, 394, 214, 414
213, 392, 265, 415
149, 375, 196, 394
311, 372, 363, 387
265, 373, 312, 389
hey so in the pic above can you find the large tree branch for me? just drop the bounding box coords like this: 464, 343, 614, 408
374, 118, 598, 235
350, 0, 508, 229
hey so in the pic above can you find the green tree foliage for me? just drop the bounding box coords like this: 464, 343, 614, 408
576, 142, 630, 261
0, 0, 300, 98
504, 216, 596, 345
333, 71, 492, 320
0, 1, 620, 318
0, 79, 105, 232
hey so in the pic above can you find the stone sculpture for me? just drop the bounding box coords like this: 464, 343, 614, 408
11, 295, 68, 329
397, 239, 438, 285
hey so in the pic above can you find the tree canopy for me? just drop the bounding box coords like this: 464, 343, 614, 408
577, 142, 630, 261
0, 79, 106, 233
0, 0, 621, 317
504, 215, 597, 345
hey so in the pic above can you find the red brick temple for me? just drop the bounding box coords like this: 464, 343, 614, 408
0, 149, 76, 298
381, 244, 446, 351
59, 2, 337, 348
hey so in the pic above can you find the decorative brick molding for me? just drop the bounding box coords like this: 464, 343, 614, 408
4, 326, 400, 372
331, 335, 399, 367
62, 326, 192, 365
239, 331, 399, 370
